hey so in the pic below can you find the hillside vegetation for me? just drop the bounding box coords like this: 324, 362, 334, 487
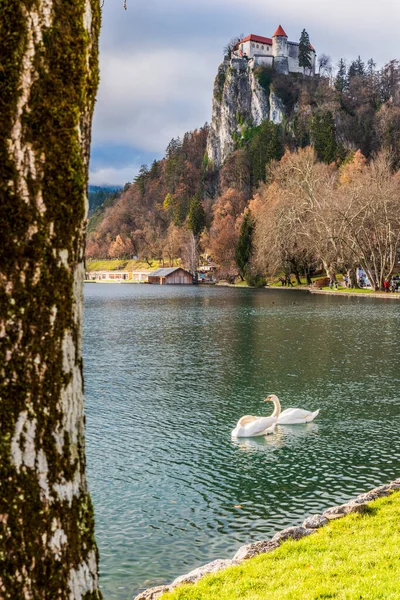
86, 58, 400, 289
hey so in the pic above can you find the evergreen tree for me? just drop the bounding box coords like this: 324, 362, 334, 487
355, 55, 366, 76
235, 210, 255, 280
187, 196, 206, 238
134, 164, 149, 196
311, 111, 338, 164
348, 56, 365, 82
335, 59, 347, 92
367, 58, 376, 77
299, 29, 312, 74
249, 121, 284, 185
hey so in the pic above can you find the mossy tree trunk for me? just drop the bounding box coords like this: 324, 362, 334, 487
0, 1, 102, 598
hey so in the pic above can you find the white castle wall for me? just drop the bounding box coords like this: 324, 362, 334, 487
234, 31, 316, 76
251, 55, 274, 68
238, 40, 272, 59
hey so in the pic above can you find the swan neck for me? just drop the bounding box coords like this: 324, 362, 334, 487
271, 396, 281, 418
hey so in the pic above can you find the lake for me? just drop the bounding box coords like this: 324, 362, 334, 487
83, 283, 400, 599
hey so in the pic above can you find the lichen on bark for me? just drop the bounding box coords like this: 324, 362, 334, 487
0, 0, 102, 598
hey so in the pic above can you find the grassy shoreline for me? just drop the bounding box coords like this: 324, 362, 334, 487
164, 492, 400, 600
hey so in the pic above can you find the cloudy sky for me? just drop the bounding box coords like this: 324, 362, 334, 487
89, 0, 399, 186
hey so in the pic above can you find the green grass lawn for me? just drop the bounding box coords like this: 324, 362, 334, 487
85, 259, 174, 272
164, 492, 400, 600
320, 286, 380, 294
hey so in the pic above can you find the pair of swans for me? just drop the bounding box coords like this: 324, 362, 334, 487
231, 394, 320, 438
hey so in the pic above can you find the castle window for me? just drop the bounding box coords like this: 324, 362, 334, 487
256, 44, 259, 48
261, 45, 264, 49
251, 43, 255, 47
267, 46, 269, 51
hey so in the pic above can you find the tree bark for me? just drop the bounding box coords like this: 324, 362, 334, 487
304, 267, 312, 286
322, 261, 336, 282
0, 1, 102, 598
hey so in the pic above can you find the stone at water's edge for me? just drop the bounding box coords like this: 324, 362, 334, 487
133, 560, 240, 600
302, 514, 329, 529
323, 502, 368, 520
272, 526, 315, 543
134, 585, 172, 600
134, 479, 400, 599
233, 539, 280, 561
171, 559, 240, 587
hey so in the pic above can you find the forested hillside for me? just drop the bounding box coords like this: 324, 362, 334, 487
86, 57, 400, 288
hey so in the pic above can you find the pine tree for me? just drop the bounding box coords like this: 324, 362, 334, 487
348, 56, 365, 82
355, 55, 366, 76
367, 58, 376, 77
335, 59, 347, 92
187, 196, 206, 238
299, 29, 312, 74
250, 121, 284, 185
235, 210, 255, 280
311, 111, 338, 164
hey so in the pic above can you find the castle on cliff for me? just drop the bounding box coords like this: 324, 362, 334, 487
232, 25, 316, 76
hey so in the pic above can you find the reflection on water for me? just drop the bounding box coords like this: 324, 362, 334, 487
83, 284, 400, 599
231, 423, 319, 453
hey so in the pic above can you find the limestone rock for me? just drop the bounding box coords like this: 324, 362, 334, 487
133, 585, 171, 600
302, 514, 329, 529
233, 539, 279, 561
207, 60, 282, 169
272, 526, 315, 543
323, 502, 368, 520
389, 479, 400, 490
171, 559, 239, 587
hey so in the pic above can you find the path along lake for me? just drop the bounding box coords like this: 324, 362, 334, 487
83, 284, 400, 599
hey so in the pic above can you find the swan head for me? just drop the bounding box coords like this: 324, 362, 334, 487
264, 394, 278, 402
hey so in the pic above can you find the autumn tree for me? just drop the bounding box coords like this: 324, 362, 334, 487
0, 1, 102, 598
108, 234, 131, 259
253, 148, 340, 280
252, 175, 315, 283
335, 152, 400, 290
208, 189, 245, 280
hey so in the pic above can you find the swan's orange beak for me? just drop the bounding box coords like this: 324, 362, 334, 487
264, 396, 272, 402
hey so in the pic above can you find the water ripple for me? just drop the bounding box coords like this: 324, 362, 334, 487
83, 284, 400, 599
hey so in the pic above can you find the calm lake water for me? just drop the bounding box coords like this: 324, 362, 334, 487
83, 284, 400, 599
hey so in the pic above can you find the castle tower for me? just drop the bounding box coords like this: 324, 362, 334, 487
272, 25, 289, 74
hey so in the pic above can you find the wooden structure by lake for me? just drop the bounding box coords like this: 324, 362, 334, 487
148, 267, 193, 285
86, 270, 150, 282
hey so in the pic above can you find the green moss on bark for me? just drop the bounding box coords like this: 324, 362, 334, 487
0, 1, 102, 598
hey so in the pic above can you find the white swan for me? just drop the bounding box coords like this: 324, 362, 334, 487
266, 394, 320, 425
231, 406, 277, 438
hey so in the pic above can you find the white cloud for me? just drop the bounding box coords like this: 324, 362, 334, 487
91, 0, 400, 178
92, 48, 215, 154
89, 164, 140, 186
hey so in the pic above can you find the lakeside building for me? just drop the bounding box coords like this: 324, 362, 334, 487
86, 270, 151, 282
147, 267, 193, 285
232, 25, 316, 75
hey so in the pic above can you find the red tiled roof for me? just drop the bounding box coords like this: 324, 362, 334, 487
239, 34, 273, 46
273, 25, 288, 37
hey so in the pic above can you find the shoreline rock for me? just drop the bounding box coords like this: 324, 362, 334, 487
134, 477, 400, 600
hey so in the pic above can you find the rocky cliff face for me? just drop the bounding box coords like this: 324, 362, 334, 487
206, 58, 286, 168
